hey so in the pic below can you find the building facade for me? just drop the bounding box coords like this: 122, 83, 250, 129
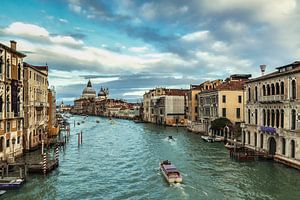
0, 41, 25, 161
48, 86, 58, 137
23, 63, 49, 150
198, 75, 250, 135
243, 62, 300, 169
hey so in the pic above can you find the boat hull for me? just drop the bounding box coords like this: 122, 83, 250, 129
160, 162, 182, 184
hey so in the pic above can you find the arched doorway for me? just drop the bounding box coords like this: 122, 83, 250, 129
269, 137, 276, 155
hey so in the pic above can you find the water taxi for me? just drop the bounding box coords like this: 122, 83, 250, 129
160, 160, 182, 184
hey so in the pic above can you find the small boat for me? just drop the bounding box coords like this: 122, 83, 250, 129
96, 120, 100, 123
160, 160, 182, 184
168, 136, 174, 140
201, 135, 214, 143
224, 143, 235, 150
0, 190, 6, 195
0, 178, 25, 189
133, 119, 143, 123
213, 136, 224, 142
81, 121, 85, 123
77, 122, 80, 125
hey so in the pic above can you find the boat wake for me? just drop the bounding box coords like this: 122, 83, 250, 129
170, 183, 189, 199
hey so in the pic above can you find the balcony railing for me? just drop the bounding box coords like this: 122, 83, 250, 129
259, 95, 285, 103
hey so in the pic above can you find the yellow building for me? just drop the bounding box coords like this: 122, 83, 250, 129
48, 86, 59, 137
198, 74, 251, 136
143, 88, 166, 123
23, 62, 49, 150
243, 62, 300, 169
0, 41, 26, 161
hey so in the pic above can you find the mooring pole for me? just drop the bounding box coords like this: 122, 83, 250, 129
81, 131, 83, 144
43, 153, 47, 175
78, 133, 80, 146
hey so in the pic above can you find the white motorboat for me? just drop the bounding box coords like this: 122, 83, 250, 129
201, 135, 214, 143
160, 160, 182, 184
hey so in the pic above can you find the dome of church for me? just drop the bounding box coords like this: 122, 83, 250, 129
82, 80, 96, 98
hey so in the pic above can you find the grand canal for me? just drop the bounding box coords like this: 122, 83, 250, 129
4, 115, 300, 200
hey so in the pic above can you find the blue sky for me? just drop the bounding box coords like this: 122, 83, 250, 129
0, 0, 299, 104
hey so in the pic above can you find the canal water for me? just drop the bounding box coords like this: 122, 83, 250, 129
4, 116, 300, 200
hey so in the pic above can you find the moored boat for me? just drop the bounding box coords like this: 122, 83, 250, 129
201, 135, 214, 143
0, 178, 25, 189
224, 143, 235, 150
160, 160, 182, 184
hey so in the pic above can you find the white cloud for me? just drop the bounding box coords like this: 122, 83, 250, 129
4, 22, 83, 46
4, 22, 49, 38
223, 20, 247, 34
59, 18, 68, 23
181, 31, 210, 42
128, 46, 149, 53
211, 41, 229, 52
123, 90, 147, 96
69, 4, 82, 13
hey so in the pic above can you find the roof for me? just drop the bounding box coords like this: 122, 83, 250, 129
164, 89, 188, 96
247, 61, 300, 83
216, 80, 246, 90
0, 42, 26, 58
23, 62, 48, 76
33, 66, 48, 71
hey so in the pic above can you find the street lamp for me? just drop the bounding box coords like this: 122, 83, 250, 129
12, 137, 16, 162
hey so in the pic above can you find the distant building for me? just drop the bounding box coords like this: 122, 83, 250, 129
48, 86, 58, 137
0, 41, 26, 161
23, 62, 49, 150
143, 88, 188, 126
197, 74, 251, 135
243, 62, 300, 169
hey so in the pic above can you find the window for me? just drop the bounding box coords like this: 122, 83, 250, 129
281, 110, 284, 128
262, 109, 266, 126
291, 109, 296, 130
222, 95, 226, 103
267, 110, 270, 126
248, 88, 251, 101
0, 95, 2, 113
248, 131, 251, 144
271, 110, 275, 127
282, 138, 286, 155
291, 140, 295, 158
222, 108, 226, 117
6, 139, 10, 147
271, 83, 275, 95
0, 56, 3, 74
267, 84, 270, 95
276, 110, 280, 128
280, 82, 284, 95
248, 109, 251, 124
195, 106, 198, 113
236, 108, 240, 119
255, 109, 258, 124
238, 95, 242, 103
6, 121, 10, 133
6, 59, 10, 78
260, 134, 263, 148
254, 132, 257, 147
255, 86, 258, 101
0, 137, 3, 152
17, 136, 20, 144
262, 85, 266, 96
291, 80, 296, 100
276, 82, 280, 95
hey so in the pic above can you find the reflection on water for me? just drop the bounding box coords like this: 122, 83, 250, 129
4, 116, 300, 200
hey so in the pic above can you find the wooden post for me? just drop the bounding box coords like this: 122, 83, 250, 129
81, 131, 83, 144
74, 120, 75, 127
55, 146, 59, 166
78, 133, 80, 146
41, 140, 44, 155
43, 153, 47, 175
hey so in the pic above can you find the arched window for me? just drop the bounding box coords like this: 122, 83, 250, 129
6, 59, 10, 78
276, 109, 280, 128
248, 131, 251, 145
282, 138, 286, 155
267, 84, 270, 95
291, 80, 296, 100
280, 81, 284, 95
291, 140, 295, 158
248, 88, 251, 101
281, 109, 284, 128
6, 95, 10, 112
271, 83, 275, 95
263, 109, 266, 126
291, 109, 296, 130
255, 86, 258, 101
262, 85, 266, 96
248, 109, 251, 124
276, 82, 280, 95
260, 134, 264, 148
271, 109, 275, 127
254, 132, 257, 147
243, 131, 246, 144
267, 109, 270, 126
255, 109, 258, 124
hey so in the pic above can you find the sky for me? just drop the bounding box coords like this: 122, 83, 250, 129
0, 0, 299, 104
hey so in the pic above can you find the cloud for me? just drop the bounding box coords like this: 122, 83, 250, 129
59, 18, 69, 23
181, 30, 210, 42
128, 46, 149, 53
4, 22, 49, 38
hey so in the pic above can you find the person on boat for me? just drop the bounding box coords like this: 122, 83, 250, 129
168, 136, 173, 140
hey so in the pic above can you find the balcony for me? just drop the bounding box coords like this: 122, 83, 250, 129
6, 112, 14, 118
259, 95, 285, 103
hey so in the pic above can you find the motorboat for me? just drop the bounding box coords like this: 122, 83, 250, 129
160, 160, 182, 184
201, 135, 214, 143
77, 122, 80, 125
0, 190, 6, 195
96, 120, 100, 123
0, 178, 25, 189
213, 136, 224, 142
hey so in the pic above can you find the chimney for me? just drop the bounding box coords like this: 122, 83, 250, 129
10, 40, 17, 50
260, 64, 266, 76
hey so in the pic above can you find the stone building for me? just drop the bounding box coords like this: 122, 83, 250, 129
197, 74, 251, 135
0, 41, 25, 161
23, 63, 49, 150
48, 86, 58, 137
243, 62, 300, 169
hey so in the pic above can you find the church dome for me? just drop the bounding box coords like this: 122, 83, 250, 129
82, 80, 96, 98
